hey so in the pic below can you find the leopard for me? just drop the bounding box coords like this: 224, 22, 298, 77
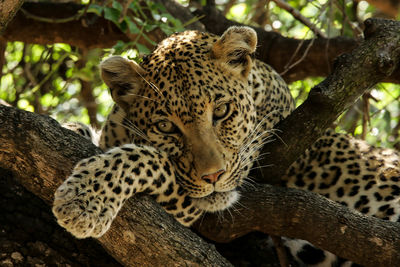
52, 26, 400, 266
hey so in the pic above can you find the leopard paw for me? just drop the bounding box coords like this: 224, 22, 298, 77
52, 162, 119, 238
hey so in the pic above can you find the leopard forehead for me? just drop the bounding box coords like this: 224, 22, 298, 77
133, 31, 253, 124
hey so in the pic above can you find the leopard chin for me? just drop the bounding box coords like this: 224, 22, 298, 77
192, 190, 240, 212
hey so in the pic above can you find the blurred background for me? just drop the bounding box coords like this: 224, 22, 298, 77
1, 0, 400, 148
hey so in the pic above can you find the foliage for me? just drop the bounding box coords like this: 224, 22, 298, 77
1, 0, 399, 147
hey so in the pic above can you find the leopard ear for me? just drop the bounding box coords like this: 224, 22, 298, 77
212, 26, 257, 78
100, 56, 145, 110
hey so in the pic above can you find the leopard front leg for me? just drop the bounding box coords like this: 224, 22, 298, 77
52, 144, 197, 238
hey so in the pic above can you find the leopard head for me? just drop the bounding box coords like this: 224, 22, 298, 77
100, 27, 258, 211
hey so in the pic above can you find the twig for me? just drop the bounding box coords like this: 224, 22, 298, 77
251, 0, 269, 27
31, 52, 74, 94
271, 235, 289, 267
222, 0, 236, 16
271, 0, 327, 38
280, 37, 315, 76
20, 2, 91, 24
333, 0, 363, 37
361, 93, 370, 140
119, 0, 133, 23
0, 40, 6, 84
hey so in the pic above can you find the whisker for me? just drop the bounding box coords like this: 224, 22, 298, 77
126, 93, 162, 104
131, 66, 164, 98
112, 112, 151, 143
249, 164, 274, 171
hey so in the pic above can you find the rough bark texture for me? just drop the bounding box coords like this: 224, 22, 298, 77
4, 1, 400, 84
0, 0, 24, 34
2, 103, 400, 266
194, 20, 400, 263
255, 18, 400, 185
1, 1, 203, 50
0, 105, 232, 267
195, 5, 400, 84
0, 168, 122, 267
2, 6, 400, 266
196, 186, 400, 266
1, 2, 129, 49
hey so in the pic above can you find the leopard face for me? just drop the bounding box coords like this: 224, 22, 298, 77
99, 27, 260, 211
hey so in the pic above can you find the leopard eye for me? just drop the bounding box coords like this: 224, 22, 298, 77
156, 120, 177, 134
213, 103, 229, 120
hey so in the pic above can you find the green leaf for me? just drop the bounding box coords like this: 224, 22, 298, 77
112, 1, 123, 12
136, 43, 150, 55
125, 18, 140, 34
383, 110, 392, 134
104, 7, 121, 25
86, 4, 104, 16
141, 33, 157, 46
119, 20, 127, 32
144, 23, 158, 32
160, 24, 173, 36
150, 2, 167, 13
113, 40, 127, 54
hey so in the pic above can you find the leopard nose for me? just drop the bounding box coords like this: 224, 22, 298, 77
201, 169, 225, 184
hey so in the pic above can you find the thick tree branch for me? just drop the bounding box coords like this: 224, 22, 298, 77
193, 18, 400, 266
2, 6, 400, 266
195, 185, 400, 266
1, 100, 400, 265
195, 5, 400, 84
153, 0, 205, 31
256, 18, 400, 185
1, 1, 203, 50
0, 105, 231, 267
0, 0, 24, 34
1, 2, 129, 49
4, 1, 400, 84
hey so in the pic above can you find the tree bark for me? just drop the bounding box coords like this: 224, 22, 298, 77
4, 1, 400, 84
1, 95, 400, 266
254, 18, 400, 185
0, 105, 232, 267
1, 2, 130, 49
0, 168, 122, 266
195, 4, 400, 84
0, 0, 24, 34
195, 186, 400, 266
2, 10, 400, 267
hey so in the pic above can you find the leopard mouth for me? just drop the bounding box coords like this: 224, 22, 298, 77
191, 190, 240, 212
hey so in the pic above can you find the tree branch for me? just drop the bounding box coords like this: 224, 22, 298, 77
0, 0, 24, 34
2, 7, 400, 266
255, 18, 400, 185
271, 0, 327, 38
5, 1, 400, 84
0, 105, 232, 267
195, 185, 400, 266
194, 4, 400, 84
2, 87, 400, 266
193, 18, 400, 266
1, 1, 204, 50
1, 2, 129, 49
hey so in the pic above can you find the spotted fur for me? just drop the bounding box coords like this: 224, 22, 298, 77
53, 26, 400, 266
